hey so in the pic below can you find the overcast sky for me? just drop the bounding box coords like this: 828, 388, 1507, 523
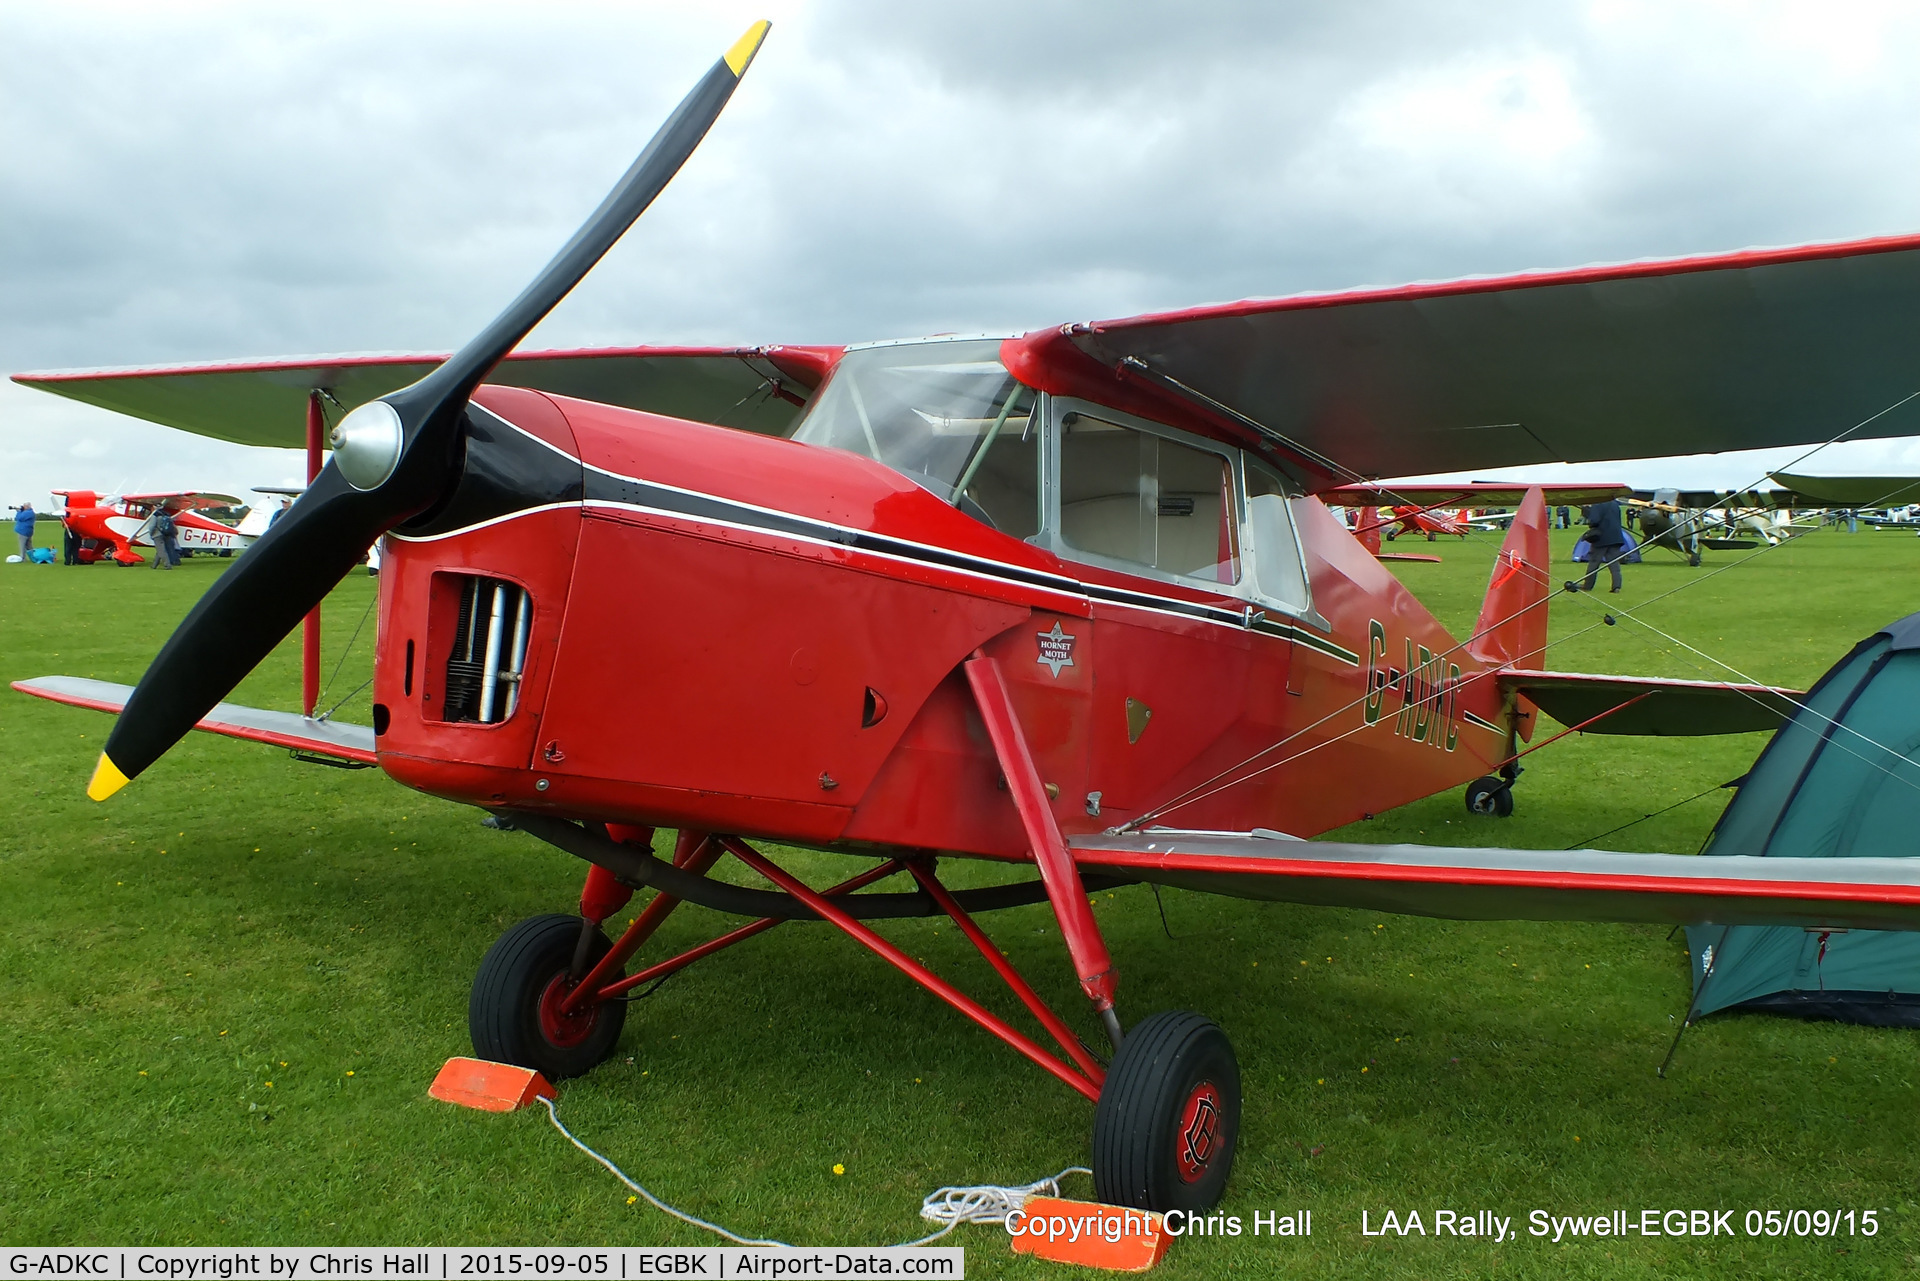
10, 0, 1920, 507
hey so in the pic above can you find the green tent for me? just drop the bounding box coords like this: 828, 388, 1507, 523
1685, 612, 1920, 1027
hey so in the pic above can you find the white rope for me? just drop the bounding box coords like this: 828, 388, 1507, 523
540, 1095, 791, 1246
908, 1167, 1091, 1245
541, 1093, 1085, 1248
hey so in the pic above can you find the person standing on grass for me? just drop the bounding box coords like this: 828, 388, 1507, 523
1578, 497, 1627, 593
13, 502, 35, 560
151, 507, 178, 569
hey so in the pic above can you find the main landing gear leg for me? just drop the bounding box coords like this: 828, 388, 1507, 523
964, 651, 1241, 1211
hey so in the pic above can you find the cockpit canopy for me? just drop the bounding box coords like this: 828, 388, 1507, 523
791, 338, 1312, 617
789, 339, 1037, 534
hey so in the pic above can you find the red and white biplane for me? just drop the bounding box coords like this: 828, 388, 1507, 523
54, 489, 251, 565
16, 23, 1920, 1213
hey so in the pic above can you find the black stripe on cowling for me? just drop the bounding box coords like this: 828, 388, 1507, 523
402, 405, 584, 537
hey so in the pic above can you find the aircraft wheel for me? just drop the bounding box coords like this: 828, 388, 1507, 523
470, 913, 626, 1079
1689, 550, 1702, 567
1092, 1011, 1240, 1213
1465, 776, 1514, 817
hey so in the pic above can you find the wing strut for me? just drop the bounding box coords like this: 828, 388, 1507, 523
965, 650, 1124, 1049
303, 391, 324, 718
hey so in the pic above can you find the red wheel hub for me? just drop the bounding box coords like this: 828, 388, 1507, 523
537, 972, 601, 1048
1175, 1080, 1222, 1183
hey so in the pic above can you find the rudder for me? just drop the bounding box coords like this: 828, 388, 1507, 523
1469, 487, 1550, 670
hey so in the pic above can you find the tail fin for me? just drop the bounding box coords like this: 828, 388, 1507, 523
1355, 506, 1385, 556
1469, 486, 1550, 670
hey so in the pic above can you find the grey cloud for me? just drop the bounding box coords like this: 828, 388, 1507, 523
7, 1, 1920, 506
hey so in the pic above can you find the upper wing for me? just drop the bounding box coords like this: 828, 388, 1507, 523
1498, 669, 1801, 736
121, 491, 245, 513
13, 344, 843, 447
1003, 233, 1920, 490
1325, 481, 1632, 507
1768, 472, 1920, 506
13, 676, 373, 764
1069, 832, 1920, 931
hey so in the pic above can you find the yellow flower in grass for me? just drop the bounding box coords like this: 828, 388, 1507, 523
832, 1164, 845, 1176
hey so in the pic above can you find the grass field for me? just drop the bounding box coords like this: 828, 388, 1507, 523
2, 528, 1917, 1277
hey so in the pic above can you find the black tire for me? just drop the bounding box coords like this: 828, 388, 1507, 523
1688, 550, 1703, 567
1093, 1011, 1240, 1212
1465, 776, 1515, 817
470, 913, 625, 1079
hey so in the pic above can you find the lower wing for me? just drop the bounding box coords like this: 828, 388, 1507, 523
1072, 832, 1920, 931
13, 676, 373, 764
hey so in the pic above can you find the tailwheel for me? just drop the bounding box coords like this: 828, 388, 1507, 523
1092, 1011, 1241, 1212
470, 913, 626, 1079
1465, 775, 1515, 817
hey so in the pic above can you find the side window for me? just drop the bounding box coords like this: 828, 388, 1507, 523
1057, 413, 1239, 584
1245, 464, 1309, 611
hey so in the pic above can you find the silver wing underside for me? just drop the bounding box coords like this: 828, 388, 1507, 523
1071, 831, 1920, 931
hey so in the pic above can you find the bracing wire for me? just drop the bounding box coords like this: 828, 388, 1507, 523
315, 590, 378, 718
1554, 466, 1920, 801
1117, 383, 1920, 831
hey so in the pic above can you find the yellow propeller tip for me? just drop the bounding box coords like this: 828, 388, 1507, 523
724, 19, 771, 77
88, 753, 130, 802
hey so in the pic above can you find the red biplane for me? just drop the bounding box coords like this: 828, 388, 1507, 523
53, 489, 252, 564
1329, 481, 1632, 563
17, 23, 1920, 1213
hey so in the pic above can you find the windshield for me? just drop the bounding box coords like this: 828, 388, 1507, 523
790, 339, 1038, 534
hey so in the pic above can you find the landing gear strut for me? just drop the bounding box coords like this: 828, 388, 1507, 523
471, 657, 1248, 1212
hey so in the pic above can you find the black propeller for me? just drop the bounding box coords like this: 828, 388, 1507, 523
88, 20, 772, 801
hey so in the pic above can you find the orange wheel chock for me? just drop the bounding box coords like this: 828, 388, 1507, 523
1009, 1196, 1171, 1272
429, 1056, 556, 1112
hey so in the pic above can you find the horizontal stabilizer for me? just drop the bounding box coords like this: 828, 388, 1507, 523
12, 675, 374, 764
1071, 832, 1920, 931
1498, 669, 1800, 735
